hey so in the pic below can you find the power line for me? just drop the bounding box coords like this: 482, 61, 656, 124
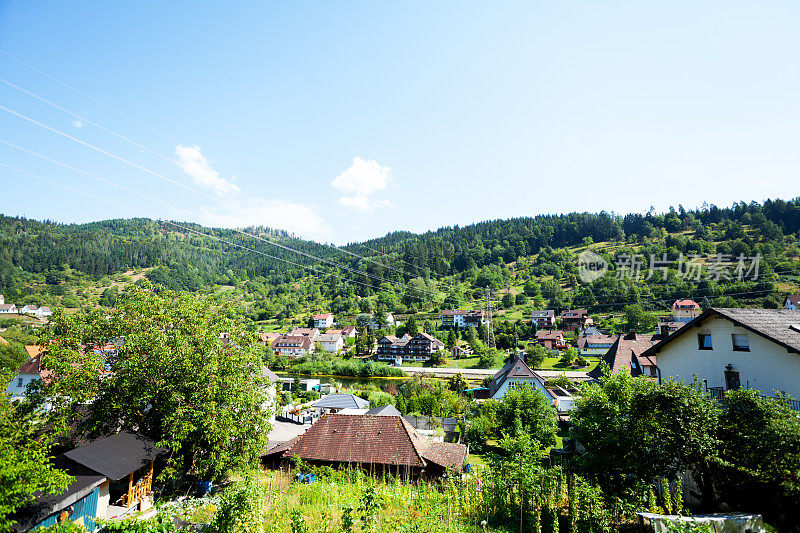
0, 67, 449, 297
0, 162, 386, 293
0, 137, 439, 298
0, 49, 175, 142
0, 103, 214, 199
0, 138, 193, 215
0, 76, 176, 164
0, 104, 442, 299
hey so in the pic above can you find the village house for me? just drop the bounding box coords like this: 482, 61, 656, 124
641, 308, 800, 405
313, 313, 334, 329
535, 330, 566, 350
785, 295, 800, 310
486, 353, 577, 412
441, 309, 486, 330
326, 326, 357, 339
289, 327, 321, 340
672, 299, 701, 322
588, 331, 661, 380
375, 332, 444, 363
376, 334, 410, 360
5, 347, 51, 400
264, 413, 467, 480
657, 321, 685, 338
260, 331, 281, 345
0, 302, 18, 314
559, 309, 591, 330
270, 335, 313, 358
316, 333, 344, 353
577, 334, 618, 356
531, 309, 556, 329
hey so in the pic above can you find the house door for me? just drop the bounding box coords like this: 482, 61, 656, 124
724, 369, 740, 390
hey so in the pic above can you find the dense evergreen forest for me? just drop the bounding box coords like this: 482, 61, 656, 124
1, 198, 799, 324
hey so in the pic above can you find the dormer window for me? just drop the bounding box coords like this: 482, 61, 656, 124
698, 334, 713, 350
732, 334, 749, 351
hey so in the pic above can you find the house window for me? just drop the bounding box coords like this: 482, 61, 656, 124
17, 378, 23, 387
731, 334, 749, 351
698, 334, 713, 350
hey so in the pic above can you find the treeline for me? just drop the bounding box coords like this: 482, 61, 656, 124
353, 198, 800, 278
1, 197, 799, 319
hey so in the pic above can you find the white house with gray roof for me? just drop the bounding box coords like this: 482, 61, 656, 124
643, 308, 800, 403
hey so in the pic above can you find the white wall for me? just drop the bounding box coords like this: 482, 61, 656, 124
96, 480, 110, 520
5, 373, 36, 397
491, 376, 550, 402
656, 315, 800, 399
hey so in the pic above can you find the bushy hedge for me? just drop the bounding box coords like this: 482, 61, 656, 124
290, 359, 406, 378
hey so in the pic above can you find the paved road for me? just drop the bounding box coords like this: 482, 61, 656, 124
400, 366, 591, 381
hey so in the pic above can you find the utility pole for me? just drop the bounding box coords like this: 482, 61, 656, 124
483, 286, 496, 349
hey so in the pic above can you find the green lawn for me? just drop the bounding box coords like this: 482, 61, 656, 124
537, 356, 600, 372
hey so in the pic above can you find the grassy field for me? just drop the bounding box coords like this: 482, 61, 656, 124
538, 355, 601, 372
160, 468, 501, 533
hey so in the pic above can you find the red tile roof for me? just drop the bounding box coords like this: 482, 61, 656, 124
314, 313, 332, 320
672, 299, 700, 310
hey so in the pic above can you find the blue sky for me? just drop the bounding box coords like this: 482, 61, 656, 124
1, 1, 798, 244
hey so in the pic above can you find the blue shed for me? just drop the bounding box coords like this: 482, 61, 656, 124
12, 475, 106, 532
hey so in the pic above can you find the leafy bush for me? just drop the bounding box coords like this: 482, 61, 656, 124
209, 471, 267, 533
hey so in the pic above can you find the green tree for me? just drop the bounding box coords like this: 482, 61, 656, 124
446, 329, 457, 349
448, 372, 468, 392
496, 382, 557, 447
559, 346, 578, 366
0, 370, 72, 529
427, 350, 446, 367
501, 292, 515, 309
0, 341, 28, 375
716, 389, 800, 514
523, 279, 540, 297
30, 282, 272, 484
570, 371, 719, 503
404, 315, 419, 336
623, 304, 657, 333
524, 342, 547, 369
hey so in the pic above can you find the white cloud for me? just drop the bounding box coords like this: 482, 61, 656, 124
198, 197, 330, 241
175, 145, 239, 197
331, 156, 394, 211
72, 119, 84, 128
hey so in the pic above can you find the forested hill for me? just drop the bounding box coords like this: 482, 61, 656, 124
1, 198, 799, 321
349, 199, 800, 278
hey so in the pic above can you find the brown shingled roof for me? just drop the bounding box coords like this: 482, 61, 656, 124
589, 332, 660, 379
279, 414, 467, 470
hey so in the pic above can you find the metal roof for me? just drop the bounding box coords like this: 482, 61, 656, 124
312, 394, 369, 410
